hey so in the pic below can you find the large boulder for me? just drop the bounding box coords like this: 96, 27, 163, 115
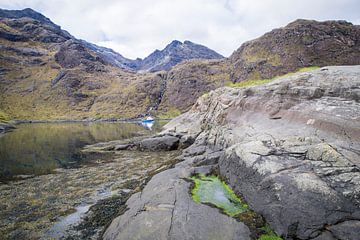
139, 135, 180, 151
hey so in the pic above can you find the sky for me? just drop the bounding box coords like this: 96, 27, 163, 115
0, 0, 359, 59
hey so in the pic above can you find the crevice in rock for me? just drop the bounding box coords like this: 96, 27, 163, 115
168, 187, 177, 237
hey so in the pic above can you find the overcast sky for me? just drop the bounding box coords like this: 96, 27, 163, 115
0, 0, 359, 59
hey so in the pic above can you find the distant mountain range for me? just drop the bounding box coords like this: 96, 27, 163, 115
0, 8, 223, 73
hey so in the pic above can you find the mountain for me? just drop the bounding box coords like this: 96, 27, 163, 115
229, 19, 360, 82
0, 8, 168, 120
157, 19, 360, 113
136, 40, 224, 72
1, 8, 360, 121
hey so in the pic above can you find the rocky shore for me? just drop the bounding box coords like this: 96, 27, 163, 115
104, 66, 360, 239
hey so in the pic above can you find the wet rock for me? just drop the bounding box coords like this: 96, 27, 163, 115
139, 135, 180, 151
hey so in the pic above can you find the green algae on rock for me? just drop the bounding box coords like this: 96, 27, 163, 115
190, 175, 283, 240
258, 225, 282, 240
190, 175, 248, 216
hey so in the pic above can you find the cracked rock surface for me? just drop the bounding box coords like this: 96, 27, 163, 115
162, 66, 360, 239
103, 146, 251, 240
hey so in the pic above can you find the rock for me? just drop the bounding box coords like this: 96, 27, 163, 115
136, 40, 224, 72
162, 66, 360, 239
179, 134, 196, 149
139, 135, 180, 151
103, 155, 251, 240
0, 122, 15, 133
114, 144, 131, 151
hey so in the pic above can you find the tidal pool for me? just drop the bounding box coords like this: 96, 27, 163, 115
190, 175, 248, 216
190, 175, 282, 240
0, 121, 165, 180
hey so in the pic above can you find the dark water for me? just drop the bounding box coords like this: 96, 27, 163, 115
0, 121, 165, 180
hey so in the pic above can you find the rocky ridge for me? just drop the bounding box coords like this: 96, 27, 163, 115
137, 40, 224, 72
104, 66, 360, 239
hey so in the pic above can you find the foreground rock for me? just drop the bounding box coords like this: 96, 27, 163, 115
161, 66, 360, 239
104, 146, 251, 240
83, 133, 194, 153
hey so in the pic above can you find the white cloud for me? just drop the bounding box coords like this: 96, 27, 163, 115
0, 0, 359, 59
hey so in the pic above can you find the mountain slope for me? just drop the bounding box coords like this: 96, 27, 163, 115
0, 8, 167, 120
229, 19, 360, 82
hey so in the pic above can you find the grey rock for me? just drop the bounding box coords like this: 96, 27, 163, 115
163, 66, 360, 239
103, 155, 251, 240
114, 144, 131, 151
139, 135, 180, 151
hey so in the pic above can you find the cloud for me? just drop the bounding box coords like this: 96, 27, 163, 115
1, 0, 359, 59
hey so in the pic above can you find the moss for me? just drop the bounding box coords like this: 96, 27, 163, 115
226, 66, 320, 88
190, 174, 282, 239
258, 225, 282, 240
190, 175, 248, 216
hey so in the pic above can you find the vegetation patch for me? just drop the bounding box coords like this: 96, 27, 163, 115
226, 66, 320, 88
190, 174, 248, 216
258, 225, 283, 240
157, 107, 181, 119
190, 174, 283, 239
0, 110, 10, 122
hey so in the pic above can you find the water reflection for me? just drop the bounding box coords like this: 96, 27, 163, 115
0, 121, 167, 180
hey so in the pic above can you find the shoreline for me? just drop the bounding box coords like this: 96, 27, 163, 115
9, 117, 173, 125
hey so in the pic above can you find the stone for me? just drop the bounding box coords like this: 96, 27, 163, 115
103, 156, 251, 240
114, 144, 130, 151
139, 135, 180, 151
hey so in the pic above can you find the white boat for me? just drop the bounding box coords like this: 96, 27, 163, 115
142, 116, 154, 123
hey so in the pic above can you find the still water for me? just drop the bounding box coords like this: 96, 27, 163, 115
0, 121, 165, 180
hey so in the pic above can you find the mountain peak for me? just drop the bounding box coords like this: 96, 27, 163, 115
138, 40, 224, 72
0, 8, 53, 25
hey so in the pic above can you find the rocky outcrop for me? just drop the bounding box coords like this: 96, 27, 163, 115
103, 144, 251, 240
229, 19, 360, 82
161, 66, 360, 239
137, 40, 224, 72
158, 59, 230, 113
